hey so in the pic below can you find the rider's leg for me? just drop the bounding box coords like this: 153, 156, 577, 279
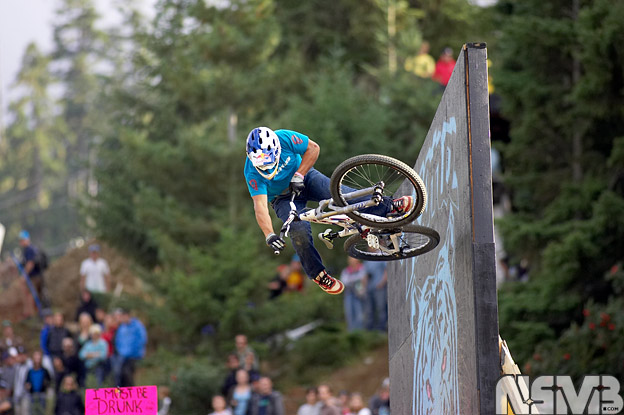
272, 192, 345, 295
303, 169, 393, 216
344, 288, 365, 331
272, 195, 325, 279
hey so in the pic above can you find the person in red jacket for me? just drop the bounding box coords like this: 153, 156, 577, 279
432, 47, 456, 86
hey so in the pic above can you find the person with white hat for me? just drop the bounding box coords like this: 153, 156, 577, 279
78, 324, 109, 387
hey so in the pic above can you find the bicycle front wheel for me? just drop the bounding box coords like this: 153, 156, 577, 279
330, 154, 427, 228
343, 225, 440, 261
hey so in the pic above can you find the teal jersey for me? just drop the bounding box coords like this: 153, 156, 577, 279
244, 129, 309, 200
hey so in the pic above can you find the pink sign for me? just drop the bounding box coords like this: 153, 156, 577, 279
85, 386, 158, 415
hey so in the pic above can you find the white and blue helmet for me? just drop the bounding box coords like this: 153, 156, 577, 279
246, 127, 281, 179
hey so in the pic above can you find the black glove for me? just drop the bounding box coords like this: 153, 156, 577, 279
289, 172, 305, 195
266, 233, 285, 252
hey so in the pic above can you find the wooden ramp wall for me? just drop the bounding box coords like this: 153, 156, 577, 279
387, 43, 499, 415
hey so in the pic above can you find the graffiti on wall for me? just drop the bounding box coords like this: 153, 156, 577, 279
403, 116, 460, 414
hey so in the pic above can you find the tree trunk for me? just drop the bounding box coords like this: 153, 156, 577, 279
388, 0, 397, 74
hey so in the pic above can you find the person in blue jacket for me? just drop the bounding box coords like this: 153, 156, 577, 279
244, 127, 414, 295
111, 308, 146, 387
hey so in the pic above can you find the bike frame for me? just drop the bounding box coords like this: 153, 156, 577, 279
273, 182, 423, 261
280, 183, 382, 236
277, 182, 405, 256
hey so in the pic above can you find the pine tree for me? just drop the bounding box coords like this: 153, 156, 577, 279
495, 0, 624, 367
408, 0, 486, 55
0, 0, 113, 250
90, 0, 496, 356
0, 44, 68, 247
92, 0, 287, 265
273, 0, 383, 67
51, 0, 111, 231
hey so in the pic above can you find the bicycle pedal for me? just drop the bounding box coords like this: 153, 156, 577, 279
366, 234, 380, 249
318, 229, 335, 250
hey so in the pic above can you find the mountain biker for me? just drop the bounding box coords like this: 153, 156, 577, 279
244, 127, 414, 295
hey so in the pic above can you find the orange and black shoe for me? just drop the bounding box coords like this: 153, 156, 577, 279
313, 270, 344, 295
390, 196, 415, 216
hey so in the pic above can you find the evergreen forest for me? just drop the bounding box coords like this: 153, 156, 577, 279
1, 0, 623, 412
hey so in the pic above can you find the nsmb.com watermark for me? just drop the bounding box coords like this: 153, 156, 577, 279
496, 375, 622, 414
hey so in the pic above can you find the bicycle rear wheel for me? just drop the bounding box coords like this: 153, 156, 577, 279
330, 154, 427, 228
343, 225, 439, 261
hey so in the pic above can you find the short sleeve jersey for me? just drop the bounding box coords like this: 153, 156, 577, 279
244, 129, 309, 200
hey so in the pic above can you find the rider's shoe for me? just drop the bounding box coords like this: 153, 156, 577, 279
313, 270, 344, 295
391, 196, 414, 215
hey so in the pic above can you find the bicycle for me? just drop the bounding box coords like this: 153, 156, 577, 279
276, 154, 440, 261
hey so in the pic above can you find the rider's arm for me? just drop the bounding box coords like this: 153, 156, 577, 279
296, 139, 320, 176
252, 194, 274, 238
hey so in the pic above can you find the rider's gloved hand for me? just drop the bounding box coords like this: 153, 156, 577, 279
290, 172, 305, 195
266, 233, 285, 252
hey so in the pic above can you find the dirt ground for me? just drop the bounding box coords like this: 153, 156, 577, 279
0, 259, 24, 323
43, 240, 146, 318
0, 240, 144, 324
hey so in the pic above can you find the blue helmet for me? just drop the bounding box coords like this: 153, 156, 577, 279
246, 127, 281, 179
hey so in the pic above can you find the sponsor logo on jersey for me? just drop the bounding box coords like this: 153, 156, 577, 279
275, 156, 292, 176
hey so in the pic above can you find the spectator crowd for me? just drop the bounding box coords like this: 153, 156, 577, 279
4, 232, 391, 415
0, 301, 147, 415
267, 255, 306, 299
0, 238, 147, 415
293, 380, 390, 415
208, 334, 391, 415
403, 41, 457, 87
212, 334, 284, 415
340, 258, 388, 333
269, 255, 389, 334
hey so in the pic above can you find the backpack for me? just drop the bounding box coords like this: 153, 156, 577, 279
34, 246, 49, 271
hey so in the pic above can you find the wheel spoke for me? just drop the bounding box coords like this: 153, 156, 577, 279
331, 155, 426, 229
343, 163, 408, 198
346, 167, 376, 188
349, 228, 435, 259
384, 171, 404, 194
